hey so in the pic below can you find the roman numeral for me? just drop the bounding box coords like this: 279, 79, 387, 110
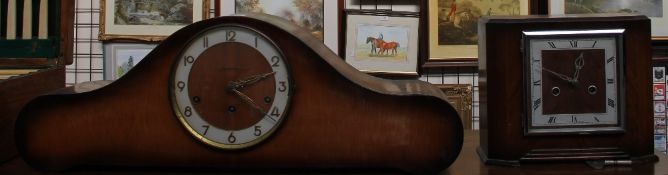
533, 98, 541, 111
547, 42, 557, 48
548, 116, 556, 124
608, 98, 615, 108
591, 40, 598, 48
607, 56, 615, 63
572, 116, 578, 123
533, 80, 541, 86
607, 78, 614, 84
570, 40, 578, 47
203, 37, 209, 48
254, 37, 258, 48
594, 117, 600, 122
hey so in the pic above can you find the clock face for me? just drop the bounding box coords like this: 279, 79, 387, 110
523, 29, 625, 134
171, 25, 292, 149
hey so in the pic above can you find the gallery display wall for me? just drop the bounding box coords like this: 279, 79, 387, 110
66, 0, 483, 129
68, 0, 668, 133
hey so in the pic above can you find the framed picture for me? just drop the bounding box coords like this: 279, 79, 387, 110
657, 125, 667, 134
656, 117, 667, 126
656, 135, 667, 152
656, 101, 667, 116
217, 0, 339, 53
436, 84, 473, 130
655, 84, 666, 100
655, 67, 666, 83
549, 0, 668, 40
100, 0, 210, 41
426, 0, 529, 65
104, 43, 157, 80
344, 12, 420, 76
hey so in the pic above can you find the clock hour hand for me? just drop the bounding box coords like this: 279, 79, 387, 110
572, 52, 584, 82
228, 71, 276, 90
542, 67, 575, 83
229, 88, 265, 114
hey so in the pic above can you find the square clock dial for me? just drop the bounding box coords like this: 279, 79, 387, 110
523, 29, 625, 135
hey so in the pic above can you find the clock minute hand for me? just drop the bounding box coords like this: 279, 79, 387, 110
229, 71, 276, 89
543, 67, 575, 83
572, 52, 584, 82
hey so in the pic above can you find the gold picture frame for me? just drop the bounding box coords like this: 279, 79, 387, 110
428, 0, 529, 62
99, 0, 210, 41
437, 84, 473, 130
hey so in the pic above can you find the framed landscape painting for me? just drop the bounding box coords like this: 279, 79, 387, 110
428, 0, 529, 61
345, 13, 419, 76
104, 43, 157, 80
549, 0, 668, 40
219, 0, 339, 53
100, 0, 210, 41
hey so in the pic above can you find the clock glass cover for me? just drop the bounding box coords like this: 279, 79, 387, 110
523, 29, 624, 135
171, 25, 292, 149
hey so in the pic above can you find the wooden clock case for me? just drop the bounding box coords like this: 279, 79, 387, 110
15, 14, 463, 174
477, 14, 657, 165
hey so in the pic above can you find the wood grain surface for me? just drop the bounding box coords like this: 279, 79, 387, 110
15, 14, 463, 174
478, 14, 656, 164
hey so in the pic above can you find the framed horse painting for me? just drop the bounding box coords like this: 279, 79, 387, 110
344, 11, 420, 76
426, 0, 529, 66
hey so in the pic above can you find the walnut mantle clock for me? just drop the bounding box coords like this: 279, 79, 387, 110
14, 14, 463, 174
478, 14, 657, 165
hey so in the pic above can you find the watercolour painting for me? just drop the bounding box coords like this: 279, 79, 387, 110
235, 0, 324, 41
564, 0, 662, 17
114, 0, 195, 25
354, 25, 409, 62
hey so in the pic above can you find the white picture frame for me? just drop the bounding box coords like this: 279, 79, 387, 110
104, 43, 157, 80
344, 13, 419, 76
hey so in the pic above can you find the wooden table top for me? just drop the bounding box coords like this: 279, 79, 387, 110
443, 131, 668, 175
2, 130, 667, 174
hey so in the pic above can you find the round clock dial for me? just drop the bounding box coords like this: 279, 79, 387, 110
171, 25, 292, 149
523, 29, 624, 134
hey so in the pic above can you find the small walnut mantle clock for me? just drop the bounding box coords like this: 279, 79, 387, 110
14, 14, 463, 174
478, 14, 658, 166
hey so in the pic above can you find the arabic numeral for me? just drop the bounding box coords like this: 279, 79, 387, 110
177, 81, 186, 92
184, 106, 192, 117
278, 81, 287, 92
270, 107, 281, 118
254, 126, 262, 136
271, 56, 280, 67
184, 56, 194, 66
228, 132, 237, 143
202, 125, 209, 135
608, 99, 615, 108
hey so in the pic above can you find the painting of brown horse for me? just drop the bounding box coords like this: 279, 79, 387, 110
378, 42, 400, 56
353, 24, 408, 62
366, 37, 400, 56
